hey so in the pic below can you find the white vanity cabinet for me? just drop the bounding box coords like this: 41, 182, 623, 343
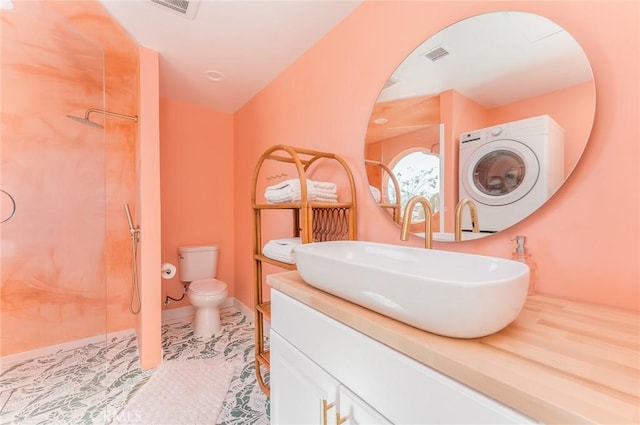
270, 289, 538, 425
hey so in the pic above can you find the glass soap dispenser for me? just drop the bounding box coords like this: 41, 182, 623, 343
511, 236, 536, 295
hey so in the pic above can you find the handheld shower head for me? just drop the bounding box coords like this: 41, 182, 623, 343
124, 203, 135, 231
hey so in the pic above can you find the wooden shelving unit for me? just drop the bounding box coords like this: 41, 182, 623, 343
251, 145, 358, 396
365, 159, 402, 223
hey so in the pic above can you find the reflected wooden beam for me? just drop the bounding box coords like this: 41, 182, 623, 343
366, 95, 440, 144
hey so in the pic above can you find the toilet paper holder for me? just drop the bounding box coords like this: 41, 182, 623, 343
162, 262, 187, 306
161, 263, 177, 279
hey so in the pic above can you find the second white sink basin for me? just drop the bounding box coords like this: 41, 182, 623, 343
293, 241, 530, 338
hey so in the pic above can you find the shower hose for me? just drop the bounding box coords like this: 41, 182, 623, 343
129, 229, 141, 315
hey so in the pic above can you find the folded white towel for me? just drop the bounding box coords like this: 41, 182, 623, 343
313, 195, 338, 203
312, 181, 337, 191
265, 178, 304, 192
264, 179, 313, 202
265, 188, 297, 204
265, 178, 338, 204
263, 237, 301, 264
313, 187, 338, 197
265, 178, 337, 193
266, 190, 338, 204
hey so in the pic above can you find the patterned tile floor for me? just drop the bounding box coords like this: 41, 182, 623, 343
0, 307, 270, 424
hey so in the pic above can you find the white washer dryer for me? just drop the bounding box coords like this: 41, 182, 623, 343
458, 115, 564, 233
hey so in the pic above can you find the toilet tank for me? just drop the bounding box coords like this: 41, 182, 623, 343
177, 245, 219, 282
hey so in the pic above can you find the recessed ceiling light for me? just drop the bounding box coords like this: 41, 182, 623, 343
373, 118, 388, 125
206, 70, 225, 82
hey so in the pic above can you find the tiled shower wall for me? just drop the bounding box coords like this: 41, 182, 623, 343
1, 0, 139, 356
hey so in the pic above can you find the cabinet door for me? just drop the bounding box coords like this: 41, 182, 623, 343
338, 385, 392, 425
271, 331, 339, 425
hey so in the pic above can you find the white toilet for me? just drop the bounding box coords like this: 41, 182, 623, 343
178, 245, 228, 338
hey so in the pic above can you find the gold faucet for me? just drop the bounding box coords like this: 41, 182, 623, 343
455, 198, 479, 241
400, 196, 433, 249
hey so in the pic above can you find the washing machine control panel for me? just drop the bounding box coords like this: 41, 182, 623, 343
461, 127, 505, 144
460, 130, 481, 144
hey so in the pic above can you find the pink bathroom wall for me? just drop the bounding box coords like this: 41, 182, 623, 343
47, 1, 140, 334
440, 89, 489, 233
234, 1, 639, 311
1, 1, 140, 356
1, 2, 105, 356
378, 126, 441, 162
159, 98, 235, 311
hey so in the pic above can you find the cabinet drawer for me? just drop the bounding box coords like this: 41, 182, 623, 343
272, 290, 538, 424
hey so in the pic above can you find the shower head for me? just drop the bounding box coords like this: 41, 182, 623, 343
66, 108, 138, 128
66, 113, 104, 128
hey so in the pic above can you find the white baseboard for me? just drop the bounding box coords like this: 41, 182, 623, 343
228, 298, 270, 336
231, 298, 254, 321
161, 305, 195, 322
0, 328, 135, 371
161, 297, 255, 323
229, 298, 269, 336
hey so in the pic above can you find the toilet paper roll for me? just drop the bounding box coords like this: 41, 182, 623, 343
161, 263, 176, 279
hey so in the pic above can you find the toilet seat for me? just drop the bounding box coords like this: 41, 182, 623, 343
189, 278, 227, 295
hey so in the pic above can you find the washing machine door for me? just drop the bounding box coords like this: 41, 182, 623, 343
461, 139, 540, 206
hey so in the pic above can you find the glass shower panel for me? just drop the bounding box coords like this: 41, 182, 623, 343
0, 1, 106, 357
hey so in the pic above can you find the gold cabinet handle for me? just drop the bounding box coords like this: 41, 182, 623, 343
336, 413, 348, 425
322, 399, 335, 425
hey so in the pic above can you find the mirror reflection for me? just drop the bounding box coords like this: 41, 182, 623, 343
364, 11, 595, 241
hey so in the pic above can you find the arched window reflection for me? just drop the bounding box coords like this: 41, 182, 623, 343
387, 149, 440, 222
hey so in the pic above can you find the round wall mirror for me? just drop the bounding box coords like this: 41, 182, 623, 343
364, 11, 595, 242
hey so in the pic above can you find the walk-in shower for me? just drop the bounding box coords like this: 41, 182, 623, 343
66, 108, 138, 128
2, 1, 143, 421
2, 0, 109, 359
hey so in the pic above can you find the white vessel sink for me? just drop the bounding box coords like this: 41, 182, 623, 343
293, 241, 530, 338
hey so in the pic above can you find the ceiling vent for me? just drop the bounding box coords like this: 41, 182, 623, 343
150, 0, 200, 20
424, 46, 450, 62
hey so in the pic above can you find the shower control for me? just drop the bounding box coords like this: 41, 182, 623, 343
1, 189, 16, 223
124, 203, 141, 315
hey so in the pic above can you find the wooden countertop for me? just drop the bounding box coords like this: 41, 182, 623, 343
267, 271, 640, 425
